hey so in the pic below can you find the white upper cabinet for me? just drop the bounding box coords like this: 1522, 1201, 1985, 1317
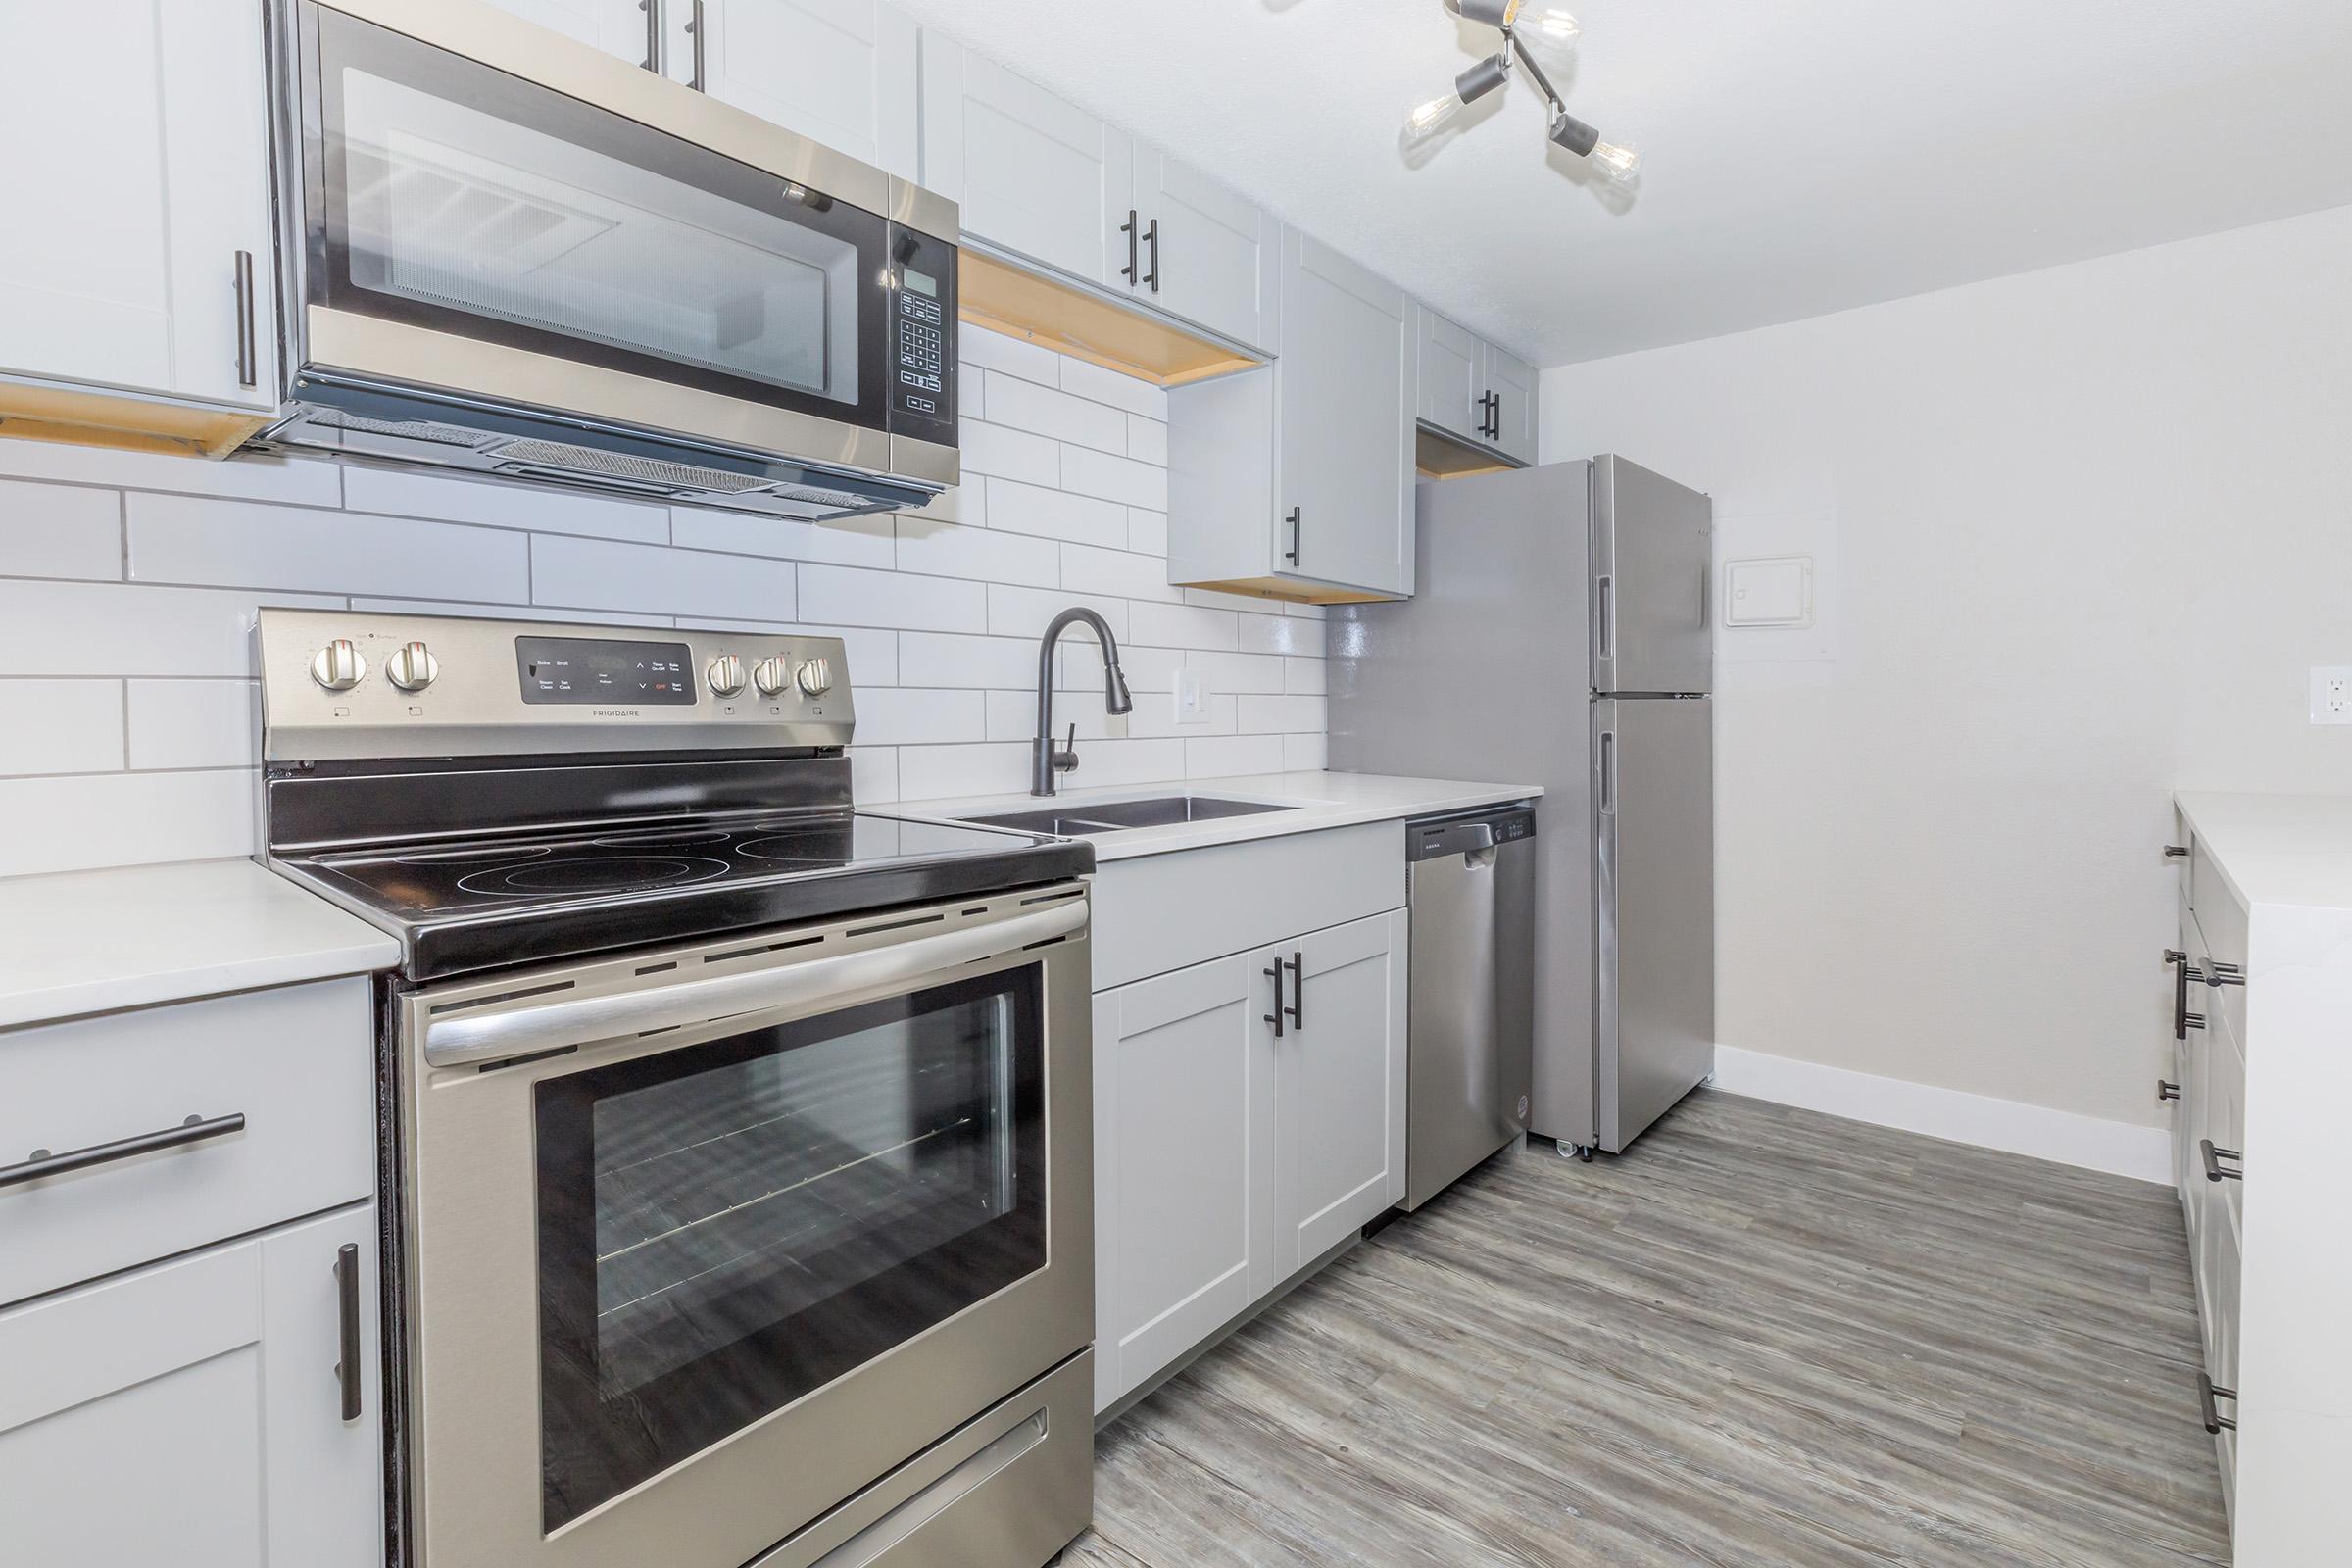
0, 0, 276, 412
1413, 303, 1541, 466
700, 0, 920, 180
1277, 230, 1413, 596
1483, 339, 1539, 466
1115, 148, 1277, 352
920, 34, 1131, 283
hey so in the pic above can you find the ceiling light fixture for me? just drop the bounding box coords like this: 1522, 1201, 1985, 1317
1406, 0, 1640, 184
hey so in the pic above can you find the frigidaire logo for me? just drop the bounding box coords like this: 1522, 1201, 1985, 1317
590, 710, 640, 717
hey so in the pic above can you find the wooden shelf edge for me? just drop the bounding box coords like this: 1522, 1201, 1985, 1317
960, 251, 1263, 389
0, 380, 270, 460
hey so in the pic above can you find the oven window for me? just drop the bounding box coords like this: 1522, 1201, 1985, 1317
304, 7, 889, 429
533, 964, 1046, 1532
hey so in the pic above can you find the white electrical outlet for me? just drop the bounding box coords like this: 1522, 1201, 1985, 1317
2311, 666, 2352, 725
1173, 669, 1211, 725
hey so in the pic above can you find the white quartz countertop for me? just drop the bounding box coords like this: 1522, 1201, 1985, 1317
2175, 791, 2352, 911
0, 858, 400, 1030
892, 770, 1544, 862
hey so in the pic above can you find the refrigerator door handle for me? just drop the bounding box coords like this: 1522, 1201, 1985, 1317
1597, 729, 1615, 814
1596, 574, 1614, 666
1698, 562, 1709, 630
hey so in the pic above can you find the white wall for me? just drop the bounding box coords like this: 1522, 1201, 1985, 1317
1540, 203, 2352, 1134
0, 326, 1328, 879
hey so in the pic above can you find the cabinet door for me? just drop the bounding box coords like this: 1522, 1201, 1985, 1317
701, 0, 919, 180
0, 0, 274, 409
1270, 909, 1408, 1277
1092, 956, 1275, 1413
1278, 230, 1413, 597
1126, 147, 1275, 351
1415, 305, 1481, 442
1482, 340, 1539, 466
920, 34, 1129, 284
0, 1204, 382, 1567
480, 0, 657, 62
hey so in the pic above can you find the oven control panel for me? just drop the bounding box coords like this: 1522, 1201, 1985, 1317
886, 222, 957, 446
258, 609, 857, 764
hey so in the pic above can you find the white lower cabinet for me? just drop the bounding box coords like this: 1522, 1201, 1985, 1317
1093, 908, 1406, 1413
0, 1201, 384, 1567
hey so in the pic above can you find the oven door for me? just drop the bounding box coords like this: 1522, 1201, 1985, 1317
395, 885, 1089, 1568
279, 0, 958, 476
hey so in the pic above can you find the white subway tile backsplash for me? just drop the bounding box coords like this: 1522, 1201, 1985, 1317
1059, 358, 1168, 420
670, 508, 896, 568
986, 584, 1127, 643
1240, 694, 1326, 734
130, 492, 532, 601
0, 581, 339, 677
983, 478, 1127, 548
799, 564, 986, 633
1059, 543, 1182, 604
894, 518, 1061, 587
0, 680, 124, 774
0, 439, 341, 506
343, 466, 668, 542
1184, 734, 1286, 779
849, 688, 988, 746
532, 535, 796, 621
982, 373, 1129, 454
0, 769, 255, 877
1283, 733, 1328, 772
0, 333, 1329, 874
898, 742, 1030, 801
1131, 601, 1238, 651
1059, 445, 1167, 511
126, 679, 258, 770
0, 480, 121, 580
960, 419, 1059, 486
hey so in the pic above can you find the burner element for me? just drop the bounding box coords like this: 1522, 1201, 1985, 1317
736, 831, 856, 868
590, 827, 736, 848
456, 855, 732, 900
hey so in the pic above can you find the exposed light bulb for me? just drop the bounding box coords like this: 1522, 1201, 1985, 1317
1405, 90, 1468, 140
1588, 139, 1641, 183
1404, 52, 1510, 147
1511, 5, 1581, 48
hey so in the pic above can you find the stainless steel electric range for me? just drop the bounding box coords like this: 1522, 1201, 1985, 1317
256, 608, 1096, 1568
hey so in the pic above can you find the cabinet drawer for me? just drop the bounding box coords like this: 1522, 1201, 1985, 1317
2188, 842, 2249, 1044
1092, 822, 1405, 989
0, 980, 373, 1305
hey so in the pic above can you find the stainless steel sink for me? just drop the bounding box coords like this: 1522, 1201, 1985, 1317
960, 795, 1296, 836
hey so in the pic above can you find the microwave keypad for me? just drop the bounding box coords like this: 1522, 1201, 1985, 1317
897, 295, 944, 395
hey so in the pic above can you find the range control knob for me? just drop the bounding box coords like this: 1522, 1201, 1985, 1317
706, 654, 748, 697
796, 657, 834, 697
385, 641, 438, 692
753, 656, 792, 697
311, 639, 365, 692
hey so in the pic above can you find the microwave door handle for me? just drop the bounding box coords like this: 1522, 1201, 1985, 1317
421, 898, 1087, 1068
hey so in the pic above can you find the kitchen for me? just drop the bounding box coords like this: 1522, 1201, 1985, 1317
1, 1, 2347, 1565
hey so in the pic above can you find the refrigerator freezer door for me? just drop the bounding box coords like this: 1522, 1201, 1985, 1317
1590, 455, 1714, 696
1592, 695, 1715, 1152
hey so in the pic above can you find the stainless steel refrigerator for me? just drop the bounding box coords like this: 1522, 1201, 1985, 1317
1329, 455, 1714, 1155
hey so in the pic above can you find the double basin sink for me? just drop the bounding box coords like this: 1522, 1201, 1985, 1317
960, 794, 1295, 838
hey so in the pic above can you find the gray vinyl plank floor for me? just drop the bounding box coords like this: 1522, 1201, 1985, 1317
1068, 1089, 2230, 1568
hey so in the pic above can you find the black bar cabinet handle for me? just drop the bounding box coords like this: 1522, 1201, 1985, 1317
1284, 952, 1304, 1029
233, 249, 258, 388
0, 1111, 245, 1192
1263, 959, 1286, 1039
2166, 948, 2203, 1041
1119, 210, 1139, 284
2157, 1079, 2180, 1102
334, 1243, 364, 1422
1142, 218, 1160, 292
2164, 844, 2190, 858
2198, 1372, 2237, 1434
1283, 507, 1301, 567
2200, 1139, 2242, 1183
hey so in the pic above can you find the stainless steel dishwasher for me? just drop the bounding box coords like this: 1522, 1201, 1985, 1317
1402, 802, 1539, 1210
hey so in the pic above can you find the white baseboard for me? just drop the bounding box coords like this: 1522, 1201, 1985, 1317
1709, 1046, 2173, 1186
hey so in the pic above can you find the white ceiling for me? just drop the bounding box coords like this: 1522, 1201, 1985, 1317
893, 0, 2352, 367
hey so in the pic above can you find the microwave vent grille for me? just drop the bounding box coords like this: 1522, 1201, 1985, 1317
489, 438, 771, 495
309, 410, 487, 449
770, 480, 887, 510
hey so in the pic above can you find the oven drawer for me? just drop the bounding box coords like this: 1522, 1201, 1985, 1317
0, 979, 374, 1306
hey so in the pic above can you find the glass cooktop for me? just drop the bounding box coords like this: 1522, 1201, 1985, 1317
274, 810, 1089, 980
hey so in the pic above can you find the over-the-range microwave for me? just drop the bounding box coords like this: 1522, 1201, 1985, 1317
259, 0, 957, 518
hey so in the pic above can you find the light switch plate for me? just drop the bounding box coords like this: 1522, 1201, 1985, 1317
2311, 666, 2352, 725
1173, 668, 1211, 725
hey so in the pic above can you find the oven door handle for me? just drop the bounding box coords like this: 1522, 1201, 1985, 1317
421, 899, 1087, 1068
